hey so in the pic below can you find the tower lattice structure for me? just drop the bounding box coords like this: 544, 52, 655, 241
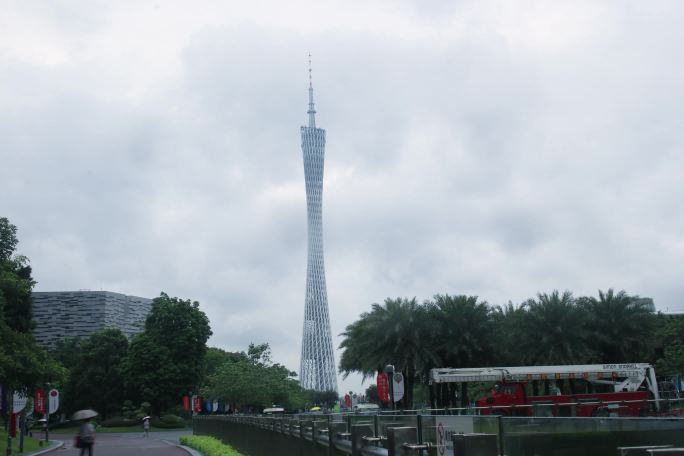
299, 60, 338, 392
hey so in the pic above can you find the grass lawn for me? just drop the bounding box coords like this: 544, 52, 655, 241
0, 430, 47, 454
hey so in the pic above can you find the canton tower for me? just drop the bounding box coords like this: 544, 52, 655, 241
299, 58, 338, 392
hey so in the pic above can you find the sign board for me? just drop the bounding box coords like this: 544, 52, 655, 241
344, 394, 351, 409
35, 389, 45, 414
212, 400, 218, 412
377, 372, 390, 403
182, 395, 190, 411
48, 389, 59, 415
435, 416, 475, 456
392, 373, 405, 403
13, 392, 28, 413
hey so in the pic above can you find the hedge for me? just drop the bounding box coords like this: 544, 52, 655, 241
180, 435, 243, 456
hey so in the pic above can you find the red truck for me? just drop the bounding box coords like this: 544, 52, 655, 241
430, 363, 660, 417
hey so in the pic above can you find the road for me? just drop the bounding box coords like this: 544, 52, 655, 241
49, 430, 195, 456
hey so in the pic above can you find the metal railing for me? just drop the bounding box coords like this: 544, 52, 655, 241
194, 404, 684, 456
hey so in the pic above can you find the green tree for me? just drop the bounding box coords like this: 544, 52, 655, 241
0, 217, 18, 262
339, 297, 434, 408
203, 343, 306, 411
577, 289, 656, 362
126, 293, 212, 413
427, 294, 495, 368
61, 328, 129, 418
514, 290, 589, 365
199, 347, 244, 388
654, 315, 684, 375
425, 294, 496, 407
365, 384, 379, 404
491, 302, 527, 365
0, 217, 63, 392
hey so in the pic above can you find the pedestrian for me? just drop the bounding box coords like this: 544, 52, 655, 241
143, 417, 150, 438
77, 418, 95, 456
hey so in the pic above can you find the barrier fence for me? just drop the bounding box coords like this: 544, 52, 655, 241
194, 405, 684, 456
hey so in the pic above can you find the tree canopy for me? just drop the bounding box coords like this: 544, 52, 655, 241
126, 292, 212, 413
339, 289, 676, 409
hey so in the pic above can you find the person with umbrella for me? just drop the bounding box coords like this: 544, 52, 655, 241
142, 416, 151, 438
72, 409, 97, 456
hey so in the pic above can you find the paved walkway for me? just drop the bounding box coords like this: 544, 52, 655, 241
49, 430, 195, 456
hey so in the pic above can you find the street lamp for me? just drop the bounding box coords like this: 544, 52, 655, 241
384, 365, 395, 411
43, 383, 50, 444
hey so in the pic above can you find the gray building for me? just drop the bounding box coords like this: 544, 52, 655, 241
32, 290, 152, 349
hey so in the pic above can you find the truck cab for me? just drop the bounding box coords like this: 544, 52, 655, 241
476, 382, 528, 415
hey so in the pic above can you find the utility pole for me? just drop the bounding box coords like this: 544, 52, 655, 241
6, 387, 14, 456
385, 365, 395, 411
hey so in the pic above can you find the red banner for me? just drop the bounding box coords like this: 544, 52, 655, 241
377, 372, 390, 403
182, 395, 190, 411
193, 396, 202, 413
10, 413, 17, 438
35, 389, 45, 415
344, 394, 351, 409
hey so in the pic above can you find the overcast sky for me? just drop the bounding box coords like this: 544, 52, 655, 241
2, 0, 683, 394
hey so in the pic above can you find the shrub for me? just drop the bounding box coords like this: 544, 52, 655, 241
180, 435, 243, 456
100, 417, 137, 427
151, 415, 185, 429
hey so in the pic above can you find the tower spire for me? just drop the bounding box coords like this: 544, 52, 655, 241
307, 53, 316, 128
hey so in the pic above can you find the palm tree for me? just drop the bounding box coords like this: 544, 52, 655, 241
578, 289, 656, 363
515, 290, 589, 365
425, 294, 496, 407
339, 297, 434, 408
427, 294, 495, 369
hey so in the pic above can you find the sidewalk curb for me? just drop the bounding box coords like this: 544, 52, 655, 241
162, 439, 203, 456
23, 440, 64, 456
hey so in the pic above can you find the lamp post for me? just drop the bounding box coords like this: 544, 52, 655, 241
43, 384, 50, 444
384, 365, 395, 411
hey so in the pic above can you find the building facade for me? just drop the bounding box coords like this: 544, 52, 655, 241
32, 290, 152, 349
299, 62, 338, 392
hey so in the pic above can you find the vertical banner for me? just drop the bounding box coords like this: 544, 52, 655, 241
35, 389, 46, 415
10, 413, 18, 438
48, 389, 59, 414
392, 373, 405, 403
344, 394, 351, 409
182, 395, 190, 411
192, 395, 202, 413
376, 372, 390, 403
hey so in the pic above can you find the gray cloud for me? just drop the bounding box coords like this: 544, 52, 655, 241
2, 0, 683, 393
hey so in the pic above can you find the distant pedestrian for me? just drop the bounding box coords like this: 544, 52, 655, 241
78, 418, 95, 456
143, 416, 150, 438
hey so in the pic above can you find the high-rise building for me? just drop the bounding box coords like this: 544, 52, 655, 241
299, 59, 338, 392
32, 290, 152, 349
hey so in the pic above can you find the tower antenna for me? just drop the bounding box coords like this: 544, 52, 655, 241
307, 53, 316, 128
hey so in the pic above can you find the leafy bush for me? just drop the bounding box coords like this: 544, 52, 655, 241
151, 415, 185, 429
100, 417, 137, 427
180, 435, 243, 456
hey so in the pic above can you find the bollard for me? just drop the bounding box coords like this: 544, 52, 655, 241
351, 424, 375, 456
452, 433, 498, 456
618, 445, 674, 456
313, 420, 327, 445
387, 427, 418, 456
329, 421, 347, 456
